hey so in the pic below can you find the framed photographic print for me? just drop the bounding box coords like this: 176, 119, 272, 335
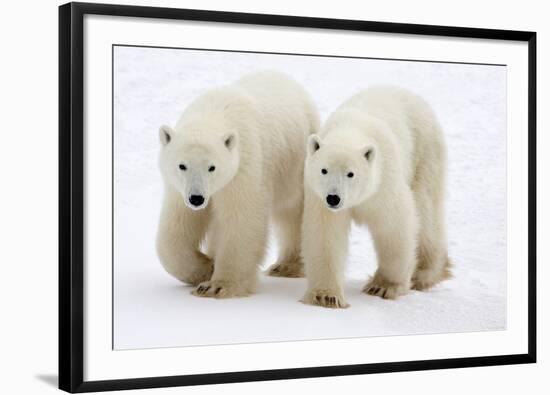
59, 2, 537, 393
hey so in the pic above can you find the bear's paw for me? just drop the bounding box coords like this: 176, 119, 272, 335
411, 264, 452, 291
302, 289, 349, 309
267, 259, 305, 278
191, 279, 251, 298
363, 276, 408, 300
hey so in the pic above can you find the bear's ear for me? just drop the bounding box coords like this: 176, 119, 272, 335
307, 134, 322, 156
364, 146, 375, 162
223, 133, 238, 151
159, 125, 173, 146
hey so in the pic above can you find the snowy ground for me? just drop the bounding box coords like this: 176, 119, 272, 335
113, 46, 507, 350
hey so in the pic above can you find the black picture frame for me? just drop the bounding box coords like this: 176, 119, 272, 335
59, 2, 537, 393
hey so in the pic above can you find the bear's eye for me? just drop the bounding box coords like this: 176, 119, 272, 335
179, 164, 187, 171
347, 172, 354, 178
208, 165, 216, 172
321, 168, 328, 175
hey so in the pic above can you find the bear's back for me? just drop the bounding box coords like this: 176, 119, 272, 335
337, 86, 444, 185
235, 71, 319, 138
235, 72, 319, 207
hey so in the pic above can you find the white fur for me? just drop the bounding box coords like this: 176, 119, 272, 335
302, 86, 451, 308
157, 71, 319, 297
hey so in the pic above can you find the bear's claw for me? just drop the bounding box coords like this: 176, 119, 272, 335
267, 260, 305, 278
363, 276, 407, 300
191, 280, 250, 298
302, 289, 349, 309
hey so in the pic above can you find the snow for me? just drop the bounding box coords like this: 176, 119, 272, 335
113, 46, 507, 350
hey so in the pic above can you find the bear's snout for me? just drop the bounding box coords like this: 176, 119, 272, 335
326, 194, 341, 208
189, 195, 205, 207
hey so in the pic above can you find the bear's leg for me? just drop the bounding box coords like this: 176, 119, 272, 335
156, 193, 213, 286
267, 200, 305, 278
205, 225, 221, 261
411, 158, 451, 290
363, 189, 418, 299
301, 188, 351, 308
192, 190, 269, 298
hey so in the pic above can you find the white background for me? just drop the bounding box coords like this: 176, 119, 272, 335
0, 0, 547, 394
84, 15, 527, 381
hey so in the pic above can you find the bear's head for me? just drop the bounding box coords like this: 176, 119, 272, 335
305, 132, 380, 211
158, 117, 240, 210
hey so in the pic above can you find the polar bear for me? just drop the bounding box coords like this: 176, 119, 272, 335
156, 71, 319, 298
302, 86, 451, 308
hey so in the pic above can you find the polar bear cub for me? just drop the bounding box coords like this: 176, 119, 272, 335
302, 86, 451, 308
157, 71, 319, 298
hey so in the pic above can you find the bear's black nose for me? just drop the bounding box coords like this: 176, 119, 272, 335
189, 195, 205, 207
326, 194, 341, 207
